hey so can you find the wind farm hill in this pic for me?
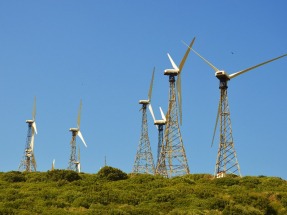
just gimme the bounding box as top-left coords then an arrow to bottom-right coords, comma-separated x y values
1,166 -> 287,214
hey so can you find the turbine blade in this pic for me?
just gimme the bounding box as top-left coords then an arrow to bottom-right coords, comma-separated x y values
159,107 -> 166,122
30,133 -> 35,152
191,48 -> 219,72
229,53 -> 287,79
148,67 -> 155,101
176,75 -> 182,125
211,100 -> 221,147
77,100 -> 83,128
179,37 -> 196,72
148,104 -> 156,122
78,163 -> 81,173
77,130 -> 87,147
32,122 -> 37,135
167,53 -> 179,70
52,159 -> 55,170
78,147 -> 81,161
32,96 -> 36,120
31,153 -> 37,170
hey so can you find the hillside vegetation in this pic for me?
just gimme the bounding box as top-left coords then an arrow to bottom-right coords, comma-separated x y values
1,166 -> 287,215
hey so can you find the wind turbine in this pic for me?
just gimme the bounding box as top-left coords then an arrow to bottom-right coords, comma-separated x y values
132,68 -> 156,175
19,97 -> 38,172
67,100 -> 87,172
162,37 -> 195,177
191,47 -> 287,178
149,105 -> 167,177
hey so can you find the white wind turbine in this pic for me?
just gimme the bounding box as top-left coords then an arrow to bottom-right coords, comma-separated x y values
68,100 -> 87,172
148,105 -> 168,176
19,96 -> 38,172
132,68 -> 156,175
160,38 -> 195,177
191,45 -> 287,177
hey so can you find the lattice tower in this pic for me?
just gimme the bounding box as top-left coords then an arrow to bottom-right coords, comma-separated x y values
155,123 -> 168,177
215,81 -> 241,178
159,75 -> 189,177
68,130 -> 78,171
18,122 -> 37,172
132,104 -> 155,174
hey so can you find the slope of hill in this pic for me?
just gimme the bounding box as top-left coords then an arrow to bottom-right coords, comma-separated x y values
0,166 -> 287,215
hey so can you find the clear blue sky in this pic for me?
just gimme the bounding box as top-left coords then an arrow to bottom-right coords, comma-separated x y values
1,1 -> 287,178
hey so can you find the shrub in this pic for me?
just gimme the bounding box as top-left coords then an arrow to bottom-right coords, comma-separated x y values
214,176 -> 239,187
208,197 -> 228,210
261,177 -> 285,188
3,171 -> 26,183
24,172 -> 47,182
73,197 -> 90,209
47,170 -> 81,182
183,174 -> 213,182
222,204 -> 263,215
0,207 -> 15,215
97,166 -> 128,181
240,176 -> 261,188
128,173 -> 158,183
154,193 -> 176,203
193,187 -> 215,199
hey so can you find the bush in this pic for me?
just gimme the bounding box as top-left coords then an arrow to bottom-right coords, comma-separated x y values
24,172 -> 47,182
208,197 -> 228,210
97,166 -> 128,181
0,207 -> 15,215
240,176 -> 261,188
73,197 -> 90,208
193,187 -> 215,199
3,171 -> 26,183
183,174 -> 213,182
47,170 -> 81,182
222,204 -> 263,215
214,176 -> 239,187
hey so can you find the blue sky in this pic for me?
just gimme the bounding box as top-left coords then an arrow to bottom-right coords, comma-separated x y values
1,1 -> 287,178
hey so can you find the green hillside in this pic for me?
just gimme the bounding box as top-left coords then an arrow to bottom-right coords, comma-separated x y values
1,166 -> 287,215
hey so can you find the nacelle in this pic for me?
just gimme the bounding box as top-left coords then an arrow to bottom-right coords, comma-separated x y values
154,119 -> 166,125
164,69 -> 179,76
139,100 -> 150,105
215,70 -> 230,81
69,128 -> 79,132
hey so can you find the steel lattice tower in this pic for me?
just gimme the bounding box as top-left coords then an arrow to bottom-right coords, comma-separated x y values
132,104 -> 155,174
156,124 -> 164,168
19,97 -> 37,172
157,75 -> 189,177
214,81 -> 241,178
68,131 -> 79,172
149,106 -> 168,176
155,123 -> 168,177
19,122 -> 37,172
133,69 -> 156,174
